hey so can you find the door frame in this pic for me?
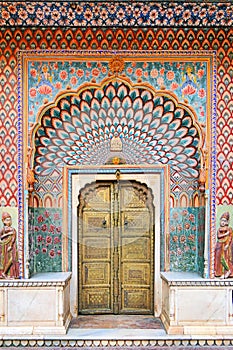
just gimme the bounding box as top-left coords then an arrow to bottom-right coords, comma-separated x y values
63,165 -> 170,317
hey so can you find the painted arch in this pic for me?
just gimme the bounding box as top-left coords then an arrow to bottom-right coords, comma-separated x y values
31,76 -> 204,203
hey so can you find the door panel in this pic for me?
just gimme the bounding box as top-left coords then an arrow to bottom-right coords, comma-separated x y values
78,180 -> 154,315
78,184 -> 113,314
119,182 -> 153,314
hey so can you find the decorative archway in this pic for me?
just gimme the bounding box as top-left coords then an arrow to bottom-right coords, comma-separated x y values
30,75 -> 205,207
21,53 -> 212,280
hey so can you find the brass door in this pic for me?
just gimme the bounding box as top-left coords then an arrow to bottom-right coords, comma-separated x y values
78,180 -> 154,314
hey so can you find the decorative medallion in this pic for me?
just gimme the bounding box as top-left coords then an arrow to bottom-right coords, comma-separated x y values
108,56 -> 125,75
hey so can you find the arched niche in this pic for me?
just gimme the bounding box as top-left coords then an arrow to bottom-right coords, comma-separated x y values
27,74 -> 207,277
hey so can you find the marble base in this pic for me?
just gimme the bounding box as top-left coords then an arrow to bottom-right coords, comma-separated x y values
161,272 -> 233,335
0,273 -> 72,335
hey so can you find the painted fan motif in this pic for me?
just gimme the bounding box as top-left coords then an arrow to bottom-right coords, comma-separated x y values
34,80 -> 200,178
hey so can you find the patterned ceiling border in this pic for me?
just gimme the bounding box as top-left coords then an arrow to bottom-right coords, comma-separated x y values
1,2 -> 233,27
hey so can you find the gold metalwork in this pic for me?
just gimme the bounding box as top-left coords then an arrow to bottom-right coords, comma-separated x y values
78,180 -> 154,315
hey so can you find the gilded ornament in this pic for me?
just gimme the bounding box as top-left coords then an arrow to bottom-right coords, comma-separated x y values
108,57 -> 125,75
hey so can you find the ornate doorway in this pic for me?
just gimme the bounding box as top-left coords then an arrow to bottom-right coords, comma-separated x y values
78,180 -> 154,315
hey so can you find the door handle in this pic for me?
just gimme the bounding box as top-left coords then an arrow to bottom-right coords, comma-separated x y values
102,219 -> 107,228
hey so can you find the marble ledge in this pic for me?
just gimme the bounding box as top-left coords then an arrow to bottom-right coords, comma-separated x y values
161,272 -> 233,287
0,272 -> 72,287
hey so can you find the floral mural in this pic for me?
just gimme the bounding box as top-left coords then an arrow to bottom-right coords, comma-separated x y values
28,208 -> 62,273
170,207 -> 200,272
28,58 -> 207,128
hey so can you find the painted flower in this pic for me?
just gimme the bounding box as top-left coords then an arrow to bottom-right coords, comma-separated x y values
189,214 -> 195,222
171,82 -> 179,90
54,236 -> 61,244
41,224 -> 47,232
131,62 -> 136,68
84,8 -> 93,20
142,5 -> 149,15
135,68 -> 143,77
157,77 -> 164,87
56,226 -> 61,232
166,71 -> 175,81
55,82 -> 62,89
149,9 -> 158,20
57,250 -> 62,256
59,70 -> 68,80
150,69 -> 158,78
133,8 -> 140,18
172,212 -> 178,219
49,224 -> 56,233
180,235 -> 186,243
166,8 -> 174,19
198,88 -> 206,98
172,235 -> 178,242
8,5 -> 17,14
92,68 -> 100,77
19,9 -> 28,20
182,210 -> 188,216
177,224 -> 182,231
49,249 -> 56,258
42,247 -> 47,253
188,234 -> 195,242
37,215 -> 44,223
160,68 -> 165,75
182,84 -> 197,95
70,76 -> 77,85
216,10 -> 225,20
54,213 -> 60,220
51,9 -> 60,21
29,88 -> 37,98
86,62 -> 92,68
46,236 -> 52,244
37,235 -> 43,243
127,67 -> 133,75
183,10 -> 191,20
197,69 -> 205,78
101,67 -> 107,74
116,8 -> 124,19
30,69 -> 37,78
76,69 -> 84,77
38,85 -> 53,95
44,210 -> 50,218
101,8 -> 108,20
35,248 -> 39,255
76,5 -> 83,15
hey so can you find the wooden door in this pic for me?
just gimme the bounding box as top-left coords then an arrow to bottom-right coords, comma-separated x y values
78,180 -> 154,314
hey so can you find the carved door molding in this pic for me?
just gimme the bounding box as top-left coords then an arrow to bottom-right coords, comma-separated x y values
78,180 -> 154,315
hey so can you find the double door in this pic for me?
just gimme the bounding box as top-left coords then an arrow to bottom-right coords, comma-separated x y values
78,180 -> 154,314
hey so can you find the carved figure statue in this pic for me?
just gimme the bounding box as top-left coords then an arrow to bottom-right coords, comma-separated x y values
214,212 -> 233,279
0,212 -> 19,279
